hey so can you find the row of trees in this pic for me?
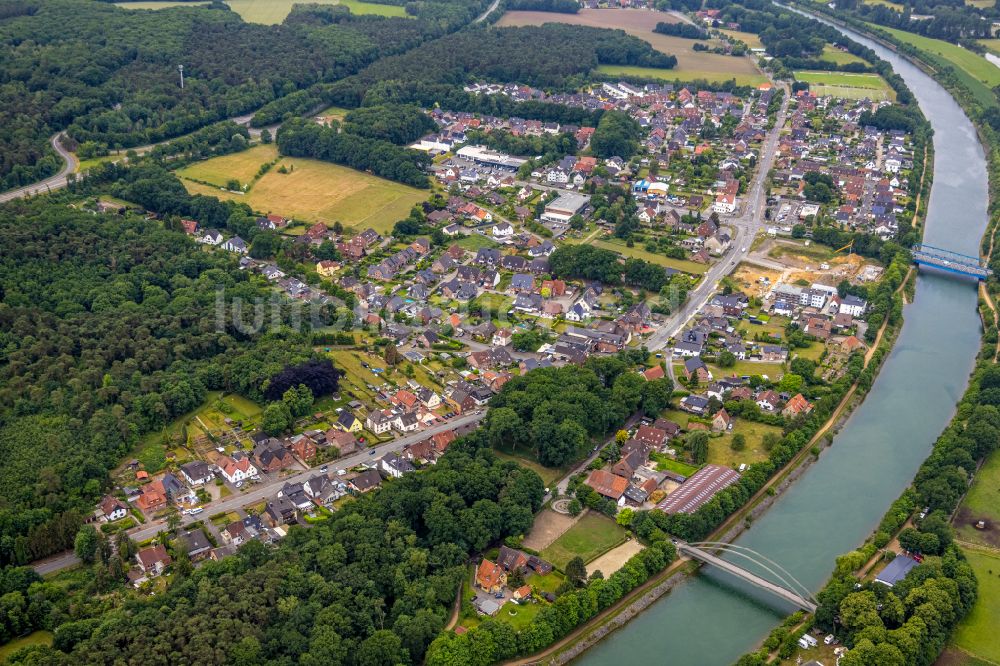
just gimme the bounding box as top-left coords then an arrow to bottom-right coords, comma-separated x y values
653,21 -> 708,39
277,117 -> 432,187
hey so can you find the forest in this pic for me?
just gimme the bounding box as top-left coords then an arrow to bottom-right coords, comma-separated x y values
342,104 -> 438,145
506,0 -> 581,12
276,117 -> 432,188
486,358 -> 673,466
0,200 -> 326,565
653,21 -> 708,39
324,24 -> 677,108
4,442 -> 546,665
0,0 -> 475,192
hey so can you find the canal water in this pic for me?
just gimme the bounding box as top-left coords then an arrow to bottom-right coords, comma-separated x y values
576,13 -> 987,666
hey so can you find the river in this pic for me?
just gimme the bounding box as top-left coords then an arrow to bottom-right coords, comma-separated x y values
576,13 -> 988,666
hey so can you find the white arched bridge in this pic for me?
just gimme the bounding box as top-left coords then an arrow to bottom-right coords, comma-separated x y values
678,541 -> 819,613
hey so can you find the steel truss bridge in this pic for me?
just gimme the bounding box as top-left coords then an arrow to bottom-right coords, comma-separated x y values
912,244 -> 992,280
678,541 -> 819,613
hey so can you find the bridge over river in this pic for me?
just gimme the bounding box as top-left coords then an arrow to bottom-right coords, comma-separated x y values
912,244 -> 992,280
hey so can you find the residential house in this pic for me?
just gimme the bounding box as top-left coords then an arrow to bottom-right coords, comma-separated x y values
99,495 -> 128,522
135,545 -> 171,576
585,469 -> 629,505
253,438 -> 294,473
179,529 -> 212,561
180,460 -> 214,487
476,559 -> 507,593
712,409 -> 732,432
366,409 -> 393,435
335,410 -> 363,433
782,393 -> 813,418
349,468 -> 383,494
218,452 -> 258,484
264,496 -> 298,527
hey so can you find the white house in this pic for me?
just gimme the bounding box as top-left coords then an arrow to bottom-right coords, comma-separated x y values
492,222 -> 514,238
713,193 -> 736,214
199,229 -> 223,245
393,411 -> 420,433
218,453 -> 258,484
366,410 -> 393,435
99,495 -> 128,522
547,169 -> 569,184
221,236 -> 248,254
839,295 -> 868,317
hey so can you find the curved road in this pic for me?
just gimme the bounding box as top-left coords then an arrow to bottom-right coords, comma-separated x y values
0,133 -> 77,203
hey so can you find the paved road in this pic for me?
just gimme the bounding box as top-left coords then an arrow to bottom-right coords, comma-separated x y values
32,412 -> 485,576
643,84 -> 791,351
0,133 -> 77,203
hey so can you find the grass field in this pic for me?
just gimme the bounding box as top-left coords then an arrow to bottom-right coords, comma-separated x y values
179,145 -> 428,234
115,0 -> 407,22
954,449 -> 1000,548
949,548 -> 1000,664
718,29 -> 763,49
977,38 -> 1000,56
497,9 -> 765,84
540,512 -> 628,570
820,45 -> 865,66
966,0 -> 995,8
455,233 -> 500,251
872,25 -> 1000,104
577,236 -> 708,274
794,70 -> 894,100
865,0 -> 903,9
0,632 -> 53,662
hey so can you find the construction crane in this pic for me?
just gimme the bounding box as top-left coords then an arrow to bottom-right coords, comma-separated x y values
834,240 -> 853,255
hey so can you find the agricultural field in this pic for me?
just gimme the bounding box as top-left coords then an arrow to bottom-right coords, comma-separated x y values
586,539 -> 645,577
115,0 -> 407,22
793,70 -> 894,101
953,448 -> 1000,548
872,25 -> 1000,104
596,64 -> 768,87
540,512 -> 628,570
948,548 -> 1000,664
497,9 -> 765,85
178,143 -> 278,189
179,145 -> 429,235
718,29 -> 763,49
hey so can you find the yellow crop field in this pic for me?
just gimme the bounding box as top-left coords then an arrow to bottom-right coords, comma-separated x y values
178,144 -> 428,234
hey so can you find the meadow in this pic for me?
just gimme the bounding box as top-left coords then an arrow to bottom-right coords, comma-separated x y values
568,235 -> 709,274
871,25 -> 1000,105
115,0 -> 407,22
794,70 -> 894,101
596,64 -> 767,87
820,45 -> 865,66
718,29 -> 763,49
178,144 -> 428,234
954,448 -> 1000,548
948,548 -> 1000,664
497,9 -> 765,84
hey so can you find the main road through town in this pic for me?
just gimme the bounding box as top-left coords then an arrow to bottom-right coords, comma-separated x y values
576,10 -> 988,666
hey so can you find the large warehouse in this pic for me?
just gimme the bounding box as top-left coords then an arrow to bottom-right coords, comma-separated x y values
542,192 -> 590,223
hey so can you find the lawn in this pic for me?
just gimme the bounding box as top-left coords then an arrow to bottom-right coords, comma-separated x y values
496,9 -> 765,84
706,359 -> 785,380
540,512 -> 627,570
596,64 -> 768,87
710,419 -> 782,468
116,0 -> 409,22
76,154 -> 122,173
586,236 -> 708,275
820,45 -> 865,66
954,448 -> 1000,548
317,106 -> 351,122
793,71 -> 894,101
493,451 -> 566,488
327,349 -> 386,402
718,29 -> 763,49
872,25 -> 1000,102
179,146 -> 429,235
949,548 -> 1000,664
649,452 -> 700,477
768,239 -> 838,262
454,233 -> 499,251
0,632 -> 53,661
